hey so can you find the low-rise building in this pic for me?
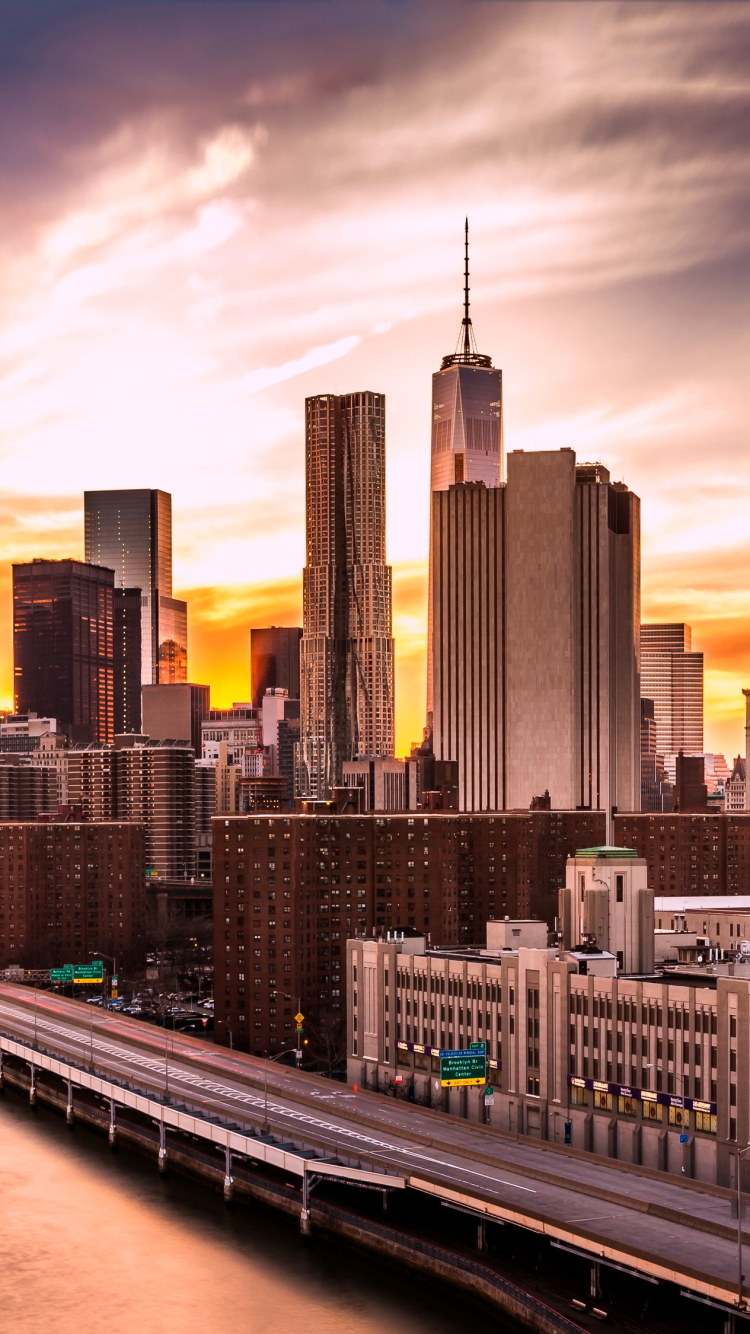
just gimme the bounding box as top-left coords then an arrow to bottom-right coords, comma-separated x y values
347,846 -> 743,1188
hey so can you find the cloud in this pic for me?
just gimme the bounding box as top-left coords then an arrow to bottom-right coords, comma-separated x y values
0,2 -> 748,753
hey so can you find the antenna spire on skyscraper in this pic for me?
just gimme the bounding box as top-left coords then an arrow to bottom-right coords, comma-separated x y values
441,217 -> 493,370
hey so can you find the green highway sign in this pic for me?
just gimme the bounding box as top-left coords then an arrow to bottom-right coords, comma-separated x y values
439,1047 -> 487,1088
49,962 -> 104,984
469,1041 -> 486,1050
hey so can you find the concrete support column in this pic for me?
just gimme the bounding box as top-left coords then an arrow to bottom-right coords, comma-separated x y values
477,1220 -> 486,1251
29,1064 -> 37,1107
300,1171 -> 311,1236
590,1261 -> 601,1300
66,1080 -> 75,1126
158,1122 -> 167,1174
108,1101 -> 117,1150
0,1049 -> 4,1091
657,1129 -> 668,1173
223,1147 -> 234,1204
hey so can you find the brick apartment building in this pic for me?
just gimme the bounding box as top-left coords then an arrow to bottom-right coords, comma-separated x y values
214,808 -> 605,1056
614,812 -> 750,895
0,819 -> 146,969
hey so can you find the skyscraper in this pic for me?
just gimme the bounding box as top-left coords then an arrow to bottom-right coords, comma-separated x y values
250,626 -> 302,708
299,392 -> 394,796
84,489 -> 188,696
430,454 -> 641,815
13,559 -> 115,744
640,624 -> 703,755
427,223 -> 503,719
114,587 -> 142,734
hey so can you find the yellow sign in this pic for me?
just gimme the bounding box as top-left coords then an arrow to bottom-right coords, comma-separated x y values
295,1012 -> 304,1024
440,1077 -> 486,1088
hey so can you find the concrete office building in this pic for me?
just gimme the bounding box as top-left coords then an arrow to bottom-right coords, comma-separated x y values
0,713 -> 59,754
142,682 -> 210,756
299,392 -> 394,796
347,849 -> 745,1188
251,628 -> 302,709
431,454 -> 641,815
201,705 -> 261,764
0,818 -> 145,969
641,624 -> 703,757
213,807 -> 603,1054
84,489 -> 188,692
13,559 -> 116,745
261,688 -> 300,804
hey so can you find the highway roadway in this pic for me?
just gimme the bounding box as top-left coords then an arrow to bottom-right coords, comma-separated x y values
0,984 -> 745,1312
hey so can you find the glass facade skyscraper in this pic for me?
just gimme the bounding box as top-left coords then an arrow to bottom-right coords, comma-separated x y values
13,559 -> 115,744
84,490 -> 187,697
428,224 -> 503,720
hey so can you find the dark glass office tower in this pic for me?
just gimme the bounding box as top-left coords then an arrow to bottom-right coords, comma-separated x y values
114,588 -> 142,734
250,626 -> 302,708
84,489 -> 187,688
13,559 -> 115,744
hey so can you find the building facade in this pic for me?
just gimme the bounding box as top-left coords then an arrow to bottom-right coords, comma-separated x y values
0,818 -> 145,969
251,627 -> 302,709
213,807 -> 604,1055
142,682 -> 210,756
84,489 -> 187,691
13,559 -> 116,745
114,588 -> 142,734
201,705 -> 261,763
299,392 -> 394,796
62,739 -> 197,879
0,758 -> 57,821
641,624 -> 703,756
347,854 -> 743,1188
431,455 -> 641,815
614,810 -> 750,895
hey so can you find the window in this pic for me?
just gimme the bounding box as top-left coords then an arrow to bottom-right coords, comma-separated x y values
616,875 -> 623,903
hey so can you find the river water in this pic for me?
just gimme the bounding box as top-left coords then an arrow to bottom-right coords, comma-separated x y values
0,1091 -> 513,1334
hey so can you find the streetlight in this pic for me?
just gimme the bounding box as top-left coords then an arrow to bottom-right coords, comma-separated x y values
736,1145 -> 750,1310
263,1048 -> 298,1135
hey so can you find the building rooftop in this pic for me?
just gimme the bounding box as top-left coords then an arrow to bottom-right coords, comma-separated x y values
574,845 -> 639,858
655,897 -> 750,911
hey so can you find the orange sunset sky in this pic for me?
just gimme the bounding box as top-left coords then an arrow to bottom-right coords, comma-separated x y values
1,1 -> 749,761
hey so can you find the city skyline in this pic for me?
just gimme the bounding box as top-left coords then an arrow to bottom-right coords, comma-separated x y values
0,3 -> 749,759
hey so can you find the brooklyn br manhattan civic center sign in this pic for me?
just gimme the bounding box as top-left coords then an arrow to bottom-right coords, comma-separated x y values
439,1044 -> 487,1087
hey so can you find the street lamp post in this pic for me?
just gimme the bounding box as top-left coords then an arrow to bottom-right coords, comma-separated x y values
263,1048 -> 299,1135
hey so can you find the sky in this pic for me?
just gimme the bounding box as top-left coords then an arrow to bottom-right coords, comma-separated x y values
0,0 -> 749,759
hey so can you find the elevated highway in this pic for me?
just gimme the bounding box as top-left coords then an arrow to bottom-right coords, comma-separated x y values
0,984 -> 748,1326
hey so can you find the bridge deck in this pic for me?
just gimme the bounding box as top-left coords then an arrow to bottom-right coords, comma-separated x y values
0,985 -> 745,1313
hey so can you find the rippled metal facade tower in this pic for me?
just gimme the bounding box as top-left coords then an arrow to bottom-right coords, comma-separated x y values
299,392 -> 394,796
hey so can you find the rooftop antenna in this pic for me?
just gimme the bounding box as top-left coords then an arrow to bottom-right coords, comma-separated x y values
462,217 -> 471,357
441,217 -> 493,370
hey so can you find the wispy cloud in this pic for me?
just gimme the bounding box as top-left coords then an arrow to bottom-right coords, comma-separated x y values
0,1 -> 749,752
